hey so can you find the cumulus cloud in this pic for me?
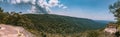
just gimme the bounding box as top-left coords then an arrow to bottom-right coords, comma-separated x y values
9,0 -> 30,4
0,0 -> 67,14
48,0 -> 59,7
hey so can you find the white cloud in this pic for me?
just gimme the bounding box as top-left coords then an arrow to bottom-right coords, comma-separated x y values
16,0 -> 21,3
29,6 -> 36,13
48,0 -> 59,7
58,4 -> 64,8
38,0 -> 48,7
10,0 -> 17,4
22,0 -> 30,3
58,4 -> 67,9
62,6 -> 67,9
31,0 -> 36,5
9,0 -> 30,4
1,0 -> 67,14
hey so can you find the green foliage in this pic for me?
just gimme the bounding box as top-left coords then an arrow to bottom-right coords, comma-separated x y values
0,8 -> 34,29
0,7 -> 3,12
24,14 -> 104,34
86,31 -> 99,37
0,7 -> 105,37
109,0 -> 120,25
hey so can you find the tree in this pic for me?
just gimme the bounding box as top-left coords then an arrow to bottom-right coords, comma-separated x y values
0,7 -> 8,23
4,12 -> 34,29
0,7 -> 3,12
109,0 -> 120,25
0,7 -> 34,29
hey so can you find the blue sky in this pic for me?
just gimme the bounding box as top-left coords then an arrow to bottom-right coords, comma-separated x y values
52,0 -> 117,21
0,0 -> 117,21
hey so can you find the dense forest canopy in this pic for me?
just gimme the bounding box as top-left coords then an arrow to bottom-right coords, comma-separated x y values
0,7 -> 33,29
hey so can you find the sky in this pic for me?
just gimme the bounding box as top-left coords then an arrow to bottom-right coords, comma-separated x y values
0,0 -> 117,21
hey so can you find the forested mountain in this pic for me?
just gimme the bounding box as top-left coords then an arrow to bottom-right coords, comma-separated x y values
0,8 -> 107,37
24,14 -> 105,34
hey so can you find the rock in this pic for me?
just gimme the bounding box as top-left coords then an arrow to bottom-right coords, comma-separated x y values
103,23 -> 118,37
0,24 -> 34,37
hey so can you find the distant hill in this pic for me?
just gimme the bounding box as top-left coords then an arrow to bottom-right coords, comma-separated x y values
24,14 -> 106,34
93,20 -> 112,28
94,20 -> 113,24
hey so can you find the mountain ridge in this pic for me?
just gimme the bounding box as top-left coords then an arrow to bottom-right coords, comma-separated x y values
23,14 -> 106,34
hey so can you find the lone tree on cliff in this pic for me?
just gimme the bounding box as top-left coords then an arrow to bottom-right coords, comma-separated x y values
109,0 -> 120,25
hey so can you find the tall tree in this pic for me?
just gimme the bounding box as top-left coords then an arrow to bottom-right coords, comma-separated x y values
109,0 -> 120,25
0,7 -> 3,12
0,7 -> 8,23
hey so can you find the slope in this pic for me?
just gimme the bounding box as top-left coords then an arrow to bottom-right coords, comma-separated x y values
24,14 -> 105,34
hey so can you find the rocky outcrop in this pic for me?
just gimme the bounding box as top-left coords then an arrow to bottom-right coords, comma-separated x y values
103,23 -> 118,37
0,24 -> 34,37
